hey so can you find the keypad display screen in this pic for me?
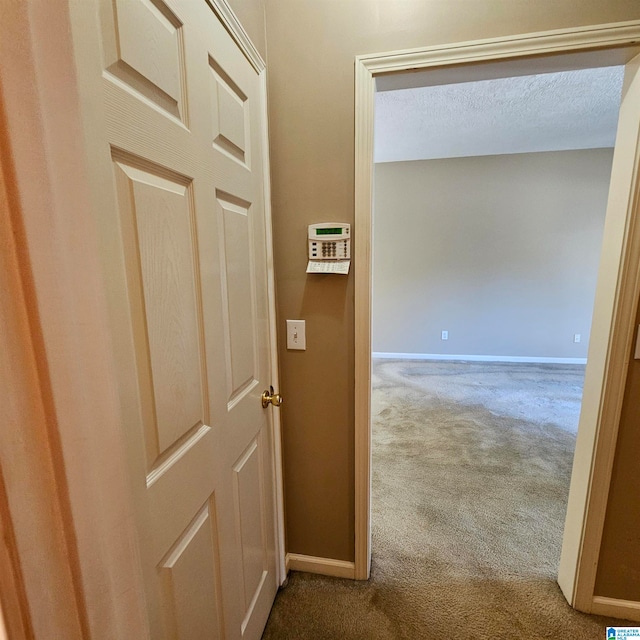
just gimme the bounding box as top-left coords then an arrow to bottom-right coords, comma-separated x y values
316,228 -> 343,235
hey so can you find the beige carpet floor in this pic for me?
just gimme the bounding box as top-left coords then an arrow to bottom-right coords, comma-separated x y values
262,360 -> 627,639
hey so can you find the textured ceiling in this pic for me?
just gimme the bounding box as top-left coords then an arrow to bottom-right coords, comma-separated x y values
374,66 -> 625,163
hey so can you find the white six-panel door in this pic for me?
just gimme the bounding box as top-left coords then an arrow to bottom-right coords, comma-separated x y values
69,0 -> 278,637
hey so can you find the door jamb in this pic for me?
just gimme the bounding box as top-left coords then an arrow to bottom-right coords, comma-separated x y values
354,20 -> 640,619
0,99 -> 64,640
0,1 -> 137,636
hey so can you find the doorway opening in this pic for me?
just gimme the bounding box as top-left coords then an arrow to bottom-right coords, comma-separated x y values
354,25 -> 640,621
370,65 -> 621,625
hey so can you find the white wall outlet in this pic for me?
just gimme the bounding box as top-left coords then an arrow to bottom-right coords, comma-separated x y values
287,319 -> 306,350
441,330 -> 449,341
574,334 -> 581,343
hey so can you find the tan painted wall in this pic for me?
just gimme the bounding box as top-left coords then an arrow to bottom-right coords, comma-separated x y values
226,0 -> 266,61
263,0 -> 640,567
373,150 -> 613,359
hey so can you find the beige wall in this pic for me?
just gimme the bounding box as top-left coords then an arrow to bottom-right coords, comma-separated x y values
373,150 -> 613,359
227,0 -> 266,61
263,0 -> 640,570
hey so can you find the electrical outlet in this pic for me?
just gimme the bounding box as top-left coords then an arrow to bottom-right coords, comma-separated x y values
574,334 -> 581,343
287,320 -> 306,350
441,330 -> 449,341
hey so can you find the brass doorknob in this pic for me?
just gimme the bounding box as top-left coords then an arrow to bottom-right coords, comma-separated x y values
262,386 -> 283,408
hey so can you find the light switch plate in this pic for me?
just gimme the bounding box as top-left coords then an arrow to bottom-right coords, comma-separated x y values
287,319 -> 306,350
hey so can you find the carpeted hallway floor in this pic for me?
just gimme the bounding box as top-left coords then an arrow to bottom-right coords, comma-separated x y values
262,360 -> 625,639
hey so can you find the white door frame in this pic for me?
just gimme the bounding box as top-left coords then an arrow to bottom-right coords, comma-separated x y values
0,0 -> 286,635
354,20 -> 640,620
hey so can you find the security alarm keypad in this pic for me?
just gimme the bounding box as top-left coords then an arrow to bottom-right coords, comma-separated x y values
306,223 -> 351,275
309,225 -> 350,260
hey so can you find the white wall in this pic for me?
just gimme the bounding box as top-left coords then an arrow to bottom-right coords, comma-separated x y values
372,149 -> 613,360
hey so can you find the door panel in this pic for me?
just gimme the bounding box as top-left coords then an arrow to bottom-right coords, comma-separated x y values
209,57 -> 249,165
232,433 -> 273,639
159,500 -> 224,639
217,193 -> 259,407
69,0 -> 279,637
234,437 -> 267,611
103,0 -> 187,122
113,158 -> 206,466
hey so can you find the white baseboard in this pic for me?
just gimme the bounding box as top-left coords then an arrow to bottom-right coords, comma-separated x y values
286,553 -> 356,579
591,596 -> 640,621
372,352 -> 587,365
